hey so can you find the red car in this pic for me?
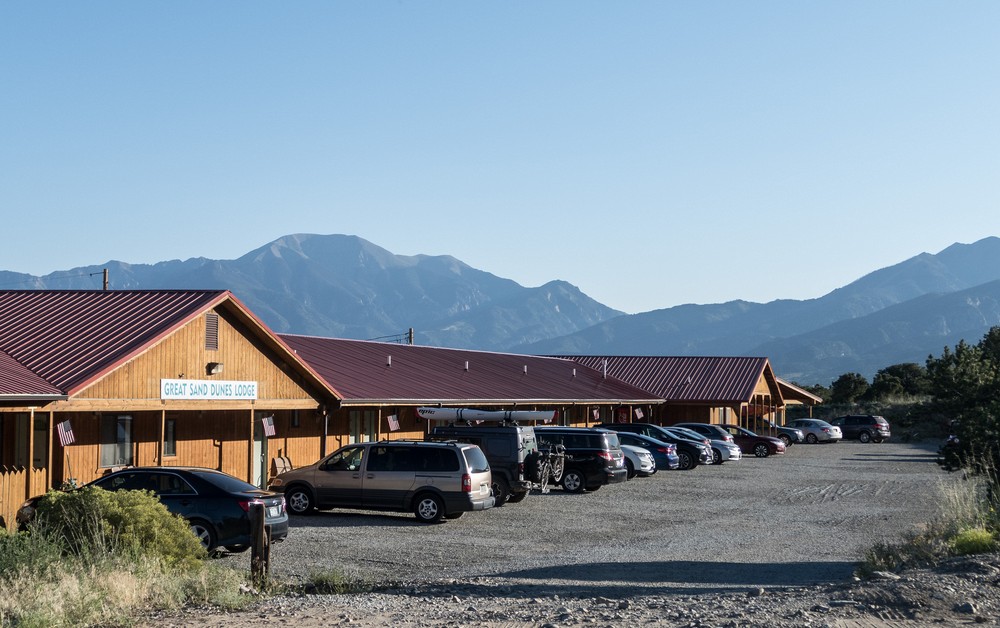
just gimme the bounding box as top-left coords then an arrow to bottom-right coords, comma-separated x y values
720,424 -> 786,457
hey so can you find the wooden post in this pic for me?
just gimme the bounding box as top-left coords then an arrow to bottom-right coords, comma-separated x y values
249,502 -> 270,590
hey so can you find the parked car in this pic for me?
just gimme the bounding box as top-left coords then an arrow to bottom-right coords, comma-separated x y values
596,423 -> 712,470
789,418 -> 842,443
719,424 -> 786,457
17,466 -> 288,553
620,444 -> 656,478
673,422 -> 735,444
666,425 -> 742,465
752,418 -> 804,446
533,426 -> 628,492
612,432 -> 680,471
830,415 -> 891,443
269,440 -> 494,523
428,423 -> 538,506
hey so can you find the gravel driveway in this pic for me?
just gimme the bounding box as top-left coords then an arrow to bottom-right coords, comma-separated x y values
231,439 -> 955,593
152,440 -> 1000,627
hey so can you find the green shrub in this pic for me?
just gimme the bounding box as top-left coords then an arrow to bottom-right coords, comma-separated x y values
32,486 -> 205,568
949,527 -> 998,555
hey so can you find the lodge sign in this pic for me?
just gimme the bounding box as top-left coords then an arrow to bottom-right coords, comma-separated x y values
160,378 -> 258,401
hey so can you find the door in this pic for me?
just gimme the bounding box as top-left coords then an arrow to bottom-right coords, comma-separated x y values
313,445 -> 366,508
362,445 -> 417,509
253,413 -> 268,488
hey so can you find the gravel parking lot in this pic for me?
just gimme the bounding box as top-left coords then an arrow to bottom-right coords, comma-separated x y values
154,440 -> 1000,627
237,439 -> 955,593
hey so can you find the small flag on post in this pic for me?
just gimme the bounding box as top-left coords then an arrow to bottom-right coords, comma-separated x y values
634,407 -> 644,420
57,419 -> 75,447
262,415 -> 276,437
387,414 -> 400,432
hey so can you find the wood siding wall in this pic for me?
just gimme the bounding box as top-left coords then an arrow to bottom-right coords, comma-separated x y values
76,308 -> 323,407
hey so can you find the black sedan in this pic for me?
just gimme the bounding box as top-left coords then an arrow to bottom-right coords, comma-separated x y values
18,467 -> 288,552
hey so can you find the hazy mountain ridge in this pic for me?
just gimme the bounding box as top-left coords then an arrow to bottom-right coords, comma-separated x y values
520,237 -> 1000,383
7,233 -> 1000,386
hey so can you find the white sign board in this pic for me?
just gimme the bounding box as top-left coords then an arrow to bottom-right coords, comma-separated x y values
160,379 -> 258,401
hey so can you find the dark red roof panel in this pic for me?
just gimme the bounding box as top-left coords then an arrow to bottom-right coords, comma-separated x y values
0,349 -> 65,397
565,356 -> 770,403
280,335 -> 662,405
0,290 -> 229,394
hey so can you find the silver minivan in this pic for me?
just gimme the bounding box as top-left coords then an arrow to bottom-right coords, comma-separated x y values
269,440 -> 494,523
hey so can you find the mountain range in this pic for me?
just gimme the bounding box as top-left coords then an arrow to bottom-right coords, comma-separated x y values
3,233 -> 1000,386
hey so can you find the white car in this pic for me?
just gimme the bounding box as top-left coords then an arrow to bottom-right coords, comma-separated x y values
789,418 -> 843,443
668,425 -> 741,465
621,444 -> 656,479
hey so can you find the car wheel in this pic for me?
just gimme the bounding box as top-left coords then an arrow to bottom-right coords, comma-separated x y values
561,469 -> 586,493
754,443 -> 770,458
712,448 -> 723,465
507,491 -> 528,503
873,436 -> 884,443
189,519 -> 216,551
286,486 -> 315,515
625,459 -> 636,479
492,477 -> 511,506
413,493 -> 445,523
225,544 -> 251,553
859,431 -> 872,443
779,434 -> 792,447
677,451 -> 694,470
806,433 -> 818,444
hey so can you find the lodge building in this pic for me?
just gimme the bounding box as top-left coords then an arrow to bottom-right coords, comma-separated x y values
0,289 -> 819,528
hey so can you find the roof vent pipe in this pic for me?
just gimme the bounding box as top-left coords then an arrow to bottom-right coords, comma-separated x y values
464,360 -> 469,371
523,365 -> 528,375
603,359 -> 607,379
572,368 -> 576,378
387,355 -> 392,367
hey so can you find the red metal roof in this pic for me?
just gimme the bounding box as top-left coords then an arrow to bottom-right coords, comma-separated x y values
565,356 -> 772,404
280,335 -> 662,405
0,348 -> 65,398
0,290 -> 234,395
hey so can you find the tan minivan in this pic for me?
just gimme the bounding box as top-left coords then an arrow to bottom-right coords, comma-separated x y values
269,440 -> 494,523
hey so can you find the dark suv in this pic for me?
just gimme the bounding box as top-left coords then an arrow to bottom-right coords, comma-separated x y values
533,427 -> 627,493
597,422 -> 712,470
429,424 -> 539,506
830,415 -> 891,443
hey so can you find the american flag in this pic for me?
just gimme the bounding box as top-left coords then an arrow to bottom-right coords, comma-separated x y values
387,414 -> 400,431
57,419 -> 75,447
262,415 -> 276,437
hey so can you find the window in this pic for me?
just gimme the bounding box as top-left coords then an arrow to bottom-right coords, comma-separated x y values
164,418 -> 177,457
100,415 -> 133,468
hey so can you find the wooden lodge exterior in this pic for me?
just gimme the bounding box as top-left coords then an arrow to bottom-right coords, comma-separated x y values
0,290 -> 339,528
0,290 -> 815,529
279,335 -> 663,456
564,356 -> 794,433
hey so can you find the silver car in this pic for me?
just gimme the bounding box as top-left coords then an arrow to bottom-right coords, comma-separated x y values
269,440 -> 495,523
789,419 -> 843,444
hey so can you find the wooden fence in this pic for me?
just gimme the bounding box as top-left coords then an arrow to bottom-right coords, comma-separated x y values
0,467 -> 48,530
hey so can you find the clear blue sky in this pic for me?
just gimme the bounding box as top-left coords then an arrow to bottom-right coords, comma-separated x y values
2,2 -> 997,314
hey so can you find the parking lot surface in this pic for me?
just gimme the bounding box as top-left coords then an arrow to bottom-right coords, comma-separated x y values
250,439 -> 954,594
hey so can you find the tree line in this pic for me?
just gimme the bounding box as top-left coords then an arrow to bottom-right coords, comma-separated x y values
798,326 -> 1000,476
